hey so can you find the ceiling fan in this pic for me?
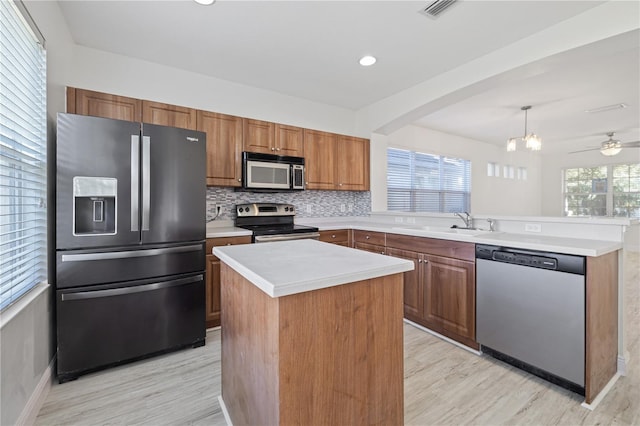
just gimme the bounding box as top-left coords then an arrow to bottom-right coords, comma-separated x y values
570,132 -> 640,156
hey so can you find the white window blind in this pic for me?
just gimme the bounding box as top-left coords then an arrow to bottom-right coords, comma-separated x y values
387,147 -> 471,213
1,0 -> 47,310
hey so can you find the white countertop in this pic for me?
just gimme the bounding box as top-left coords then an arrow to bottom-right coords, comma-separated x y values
213,239 -> 414,298
297,217 -> 622,257
206,223 -> 252,238
206,217 -> 623,257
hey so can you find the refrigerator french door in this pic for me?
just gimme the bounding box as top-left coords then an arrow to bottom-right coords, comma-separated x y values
55,113 -> 206,383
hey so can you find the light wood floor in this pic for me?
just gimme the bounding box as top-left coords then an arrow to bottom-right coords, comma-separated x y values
36,252 -> 639,425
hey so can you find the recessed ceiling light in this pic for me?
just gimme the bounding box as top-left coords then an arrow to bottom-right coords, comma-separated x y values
194,0 -> 215,5
359,55 -> 377,67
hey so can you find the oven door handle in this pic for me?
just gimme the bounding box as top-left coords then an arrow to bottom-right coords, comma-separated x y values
254,232 -> 320,243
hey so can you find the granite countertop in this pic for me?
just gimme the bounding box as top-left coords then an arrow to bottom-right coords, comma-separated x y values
213,239 -> 414,298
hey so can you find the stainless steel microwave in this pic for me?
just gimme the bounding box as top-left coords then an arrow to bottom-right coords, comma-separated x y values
242,152 -> 305,191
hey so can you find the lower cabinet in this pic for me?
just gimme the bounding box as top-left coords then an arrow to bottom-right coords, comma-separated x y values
318,229 -> 350,246
385,248 -> 422,320
205,236 -> 251,328
422,254 -> 476,348
384,235 -> 478,349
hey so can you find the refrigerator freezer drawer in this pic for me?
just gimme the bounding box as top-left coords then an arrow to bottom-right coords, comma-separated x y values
56,242 -> 205,288
56,273 -> 205,382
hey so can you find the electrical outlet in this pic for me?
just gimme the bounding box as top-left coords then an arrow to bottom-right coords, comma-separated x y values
525,223 -> 542,233
306,204 -> 312,213
394,217 -> 403,223
348,204 -> 353,212
407,217 -> 416,224
340,204 -> 346,212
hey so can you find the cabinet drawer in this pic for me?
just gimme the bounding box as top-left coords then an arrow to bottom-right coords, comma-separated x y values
319,229 -> 349,244
352,230 -> 385,246
206,236 -> 252,256
354,242 -> 386,255
386,233 -> 474,262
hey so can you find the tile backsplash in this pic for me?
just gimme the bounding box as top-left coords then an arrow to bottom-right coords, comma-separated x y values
206,187 -> 371,221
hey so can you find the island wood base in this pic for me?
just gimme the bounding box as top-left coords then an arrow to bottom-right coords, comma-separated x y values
220,263 -> 404,425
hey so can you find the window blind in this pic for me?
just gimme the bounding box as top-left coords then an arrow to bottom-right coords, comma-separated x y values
387,147 -> 471,213
0,0 -> 47,310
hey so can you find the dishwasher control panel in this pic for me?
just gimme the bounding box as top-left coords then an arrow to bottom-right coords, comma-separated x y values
475,244 -> 585,275
493,251 -> 557,270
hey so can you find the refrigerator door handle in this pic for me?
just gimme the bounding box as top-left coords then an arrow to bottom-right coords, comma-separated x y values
131,135 -> 140,231
142,135 -> 151,231
60,274 -> 203,301
60,244 -> 203,262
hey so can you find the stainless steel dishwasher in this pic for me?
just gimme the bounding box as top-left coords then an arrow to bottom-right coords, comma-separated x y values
476,244 -> 586,395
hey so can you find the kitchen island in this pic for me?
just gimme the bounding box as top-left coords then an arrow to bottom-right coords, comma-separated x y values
213,239 -> 414,425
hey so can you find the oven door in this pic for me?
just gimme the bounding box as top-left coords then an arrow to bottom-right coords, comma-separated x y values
254,232 -> 320,243
245,160 -> 291,189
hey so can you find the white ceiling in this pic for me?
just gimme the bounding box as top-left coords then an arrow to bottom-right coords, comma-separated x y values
57,0 -> 640,154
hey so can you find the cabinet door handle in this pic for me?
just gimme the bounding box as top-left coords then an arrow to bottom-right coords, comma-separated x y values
276,147 -> 280,151
418,259 -> 422,263
365,235 -> 370,239
238,178 -> 241,182
331,234 -> 336,238
271,147 -> 275,151
380,251 -> 385,255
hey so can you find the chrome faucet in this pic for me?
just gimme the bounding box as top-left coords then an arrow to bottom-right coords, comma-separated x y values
454,212 -> 472,228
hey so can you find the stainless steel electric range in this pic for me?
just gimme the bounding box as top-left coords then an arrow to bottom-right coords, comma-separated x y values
235,203 -> 320,243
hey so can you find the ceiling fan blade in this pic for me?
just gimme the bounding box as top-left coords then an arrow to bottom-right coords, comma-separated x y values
621,141 -> 640,148
569,147 -> 601,154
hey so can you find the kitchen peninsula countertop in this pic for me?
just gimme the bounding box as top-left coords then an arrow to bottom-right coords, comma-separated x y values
213,239 -> 414,297
298,217 -> 623,257
206,217 -> 623,257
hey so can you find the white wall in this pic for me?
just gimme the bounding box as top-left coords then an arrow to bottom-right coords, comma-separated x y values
26,0 -> 357,138
370,124 -> 542,216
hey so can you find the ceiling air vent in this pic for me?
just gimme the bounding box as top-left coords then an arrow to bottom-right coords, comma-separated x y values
420,0 -> 457,18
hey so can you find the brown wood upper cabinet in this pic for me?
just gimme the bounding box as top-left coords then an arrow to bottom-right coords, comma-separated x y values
304,130 -> 370,191
198,111 -> 243,187
142,101 -> 197,130
67,87 -> 142,122
243,119 -> 304,156
304,129 -> 337,190
336,135 -> 370,190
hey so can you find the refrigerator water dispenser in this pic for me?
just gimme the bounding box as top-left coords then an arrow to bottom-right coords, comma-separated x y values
73,176 -> 117,235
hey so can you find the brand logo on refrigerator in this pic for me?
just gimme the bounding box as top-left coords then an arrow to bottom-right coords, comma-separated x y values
186,137 -> 199,142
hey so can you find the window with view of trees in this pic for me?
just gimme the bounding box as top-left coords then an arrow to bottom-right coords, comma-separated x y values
387,147 -> 471,213
563,163 -> 640,218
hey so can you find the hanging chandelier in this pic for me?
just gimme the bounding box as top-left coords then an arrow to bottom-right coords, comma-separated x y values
506,106 -> 542,152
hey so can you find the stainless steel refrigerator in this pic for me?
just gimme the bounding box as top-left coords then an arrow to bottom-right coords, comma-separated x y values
55,113 -> 206,383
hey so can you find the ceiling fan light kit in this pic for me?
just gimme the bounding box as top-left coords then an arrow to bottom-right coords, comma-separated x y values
568,132 -> 640,156
506,106 -> 542,152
